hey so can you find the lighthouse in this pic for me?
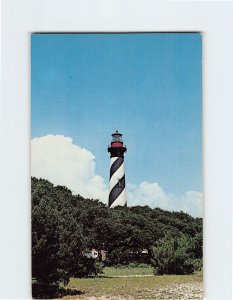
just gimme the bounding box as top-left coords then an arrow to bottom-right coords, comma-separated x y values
108,130 -> 127,208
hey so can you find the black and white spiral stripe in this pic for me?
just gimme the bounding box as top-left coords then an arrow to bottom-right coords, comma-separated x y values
109,157 -> 126,207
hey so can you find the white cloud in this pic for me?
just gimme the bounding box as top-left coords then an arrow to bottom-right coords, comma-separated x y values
31,135 -> 108,202
179,191 -> 203,218
127,182 -> 169,209
31,135 -> 203,217
127,182 -> 203,217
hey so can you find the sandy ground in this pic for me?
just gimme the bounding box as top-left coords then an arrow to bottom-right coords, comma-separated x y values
69,282 -> 203,300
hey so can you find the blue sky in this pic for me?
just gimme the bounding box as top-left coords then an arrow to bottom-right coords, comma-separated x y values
32,33 -> 202,197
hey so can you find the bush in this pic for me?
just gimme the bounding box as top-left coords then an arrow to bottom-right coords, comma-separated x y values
151,234 -> 196,275
32,177 -> 102,296
192,258 -> 203,272
73,258 -> 104,278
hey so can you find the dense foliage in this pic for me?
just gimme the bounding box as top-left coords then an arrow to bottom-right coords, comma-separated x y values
32,177 -> 202,296
151,234 -> 202,275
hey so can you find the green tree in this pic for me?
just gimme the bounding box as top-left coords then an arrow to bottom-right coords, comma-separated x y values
32,178 -> 100,298
151,234 -> 195,275
32,175 -> 203,294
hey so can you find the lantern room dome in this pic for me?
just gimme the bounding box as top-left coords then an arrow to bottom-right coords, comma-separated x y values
111,130 -> 122,142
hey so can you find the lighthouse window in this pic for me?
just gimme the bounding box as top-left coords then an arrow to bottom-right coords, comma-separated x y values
112,135 -> 122,142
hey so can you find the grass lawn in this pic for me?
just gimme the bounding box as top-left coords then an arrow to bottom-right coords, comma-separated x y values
62,268 -> 203,300
102,266 -> 154,276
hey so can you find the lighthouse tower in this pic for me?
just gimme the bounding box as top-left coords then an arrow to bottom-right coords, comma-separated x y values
108,130 -> 127,208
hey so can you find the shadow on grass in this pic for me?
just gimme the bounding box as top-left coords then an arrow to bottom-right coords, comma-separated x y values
32,283 -> 84,299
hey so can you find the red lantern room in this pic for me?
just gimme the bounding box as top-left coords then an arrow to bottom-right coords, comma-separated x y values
108,130 -> 127,158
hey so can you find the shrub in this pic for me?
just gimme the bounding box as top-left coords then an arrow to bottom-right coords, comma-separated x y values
151,234 -> 196,275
